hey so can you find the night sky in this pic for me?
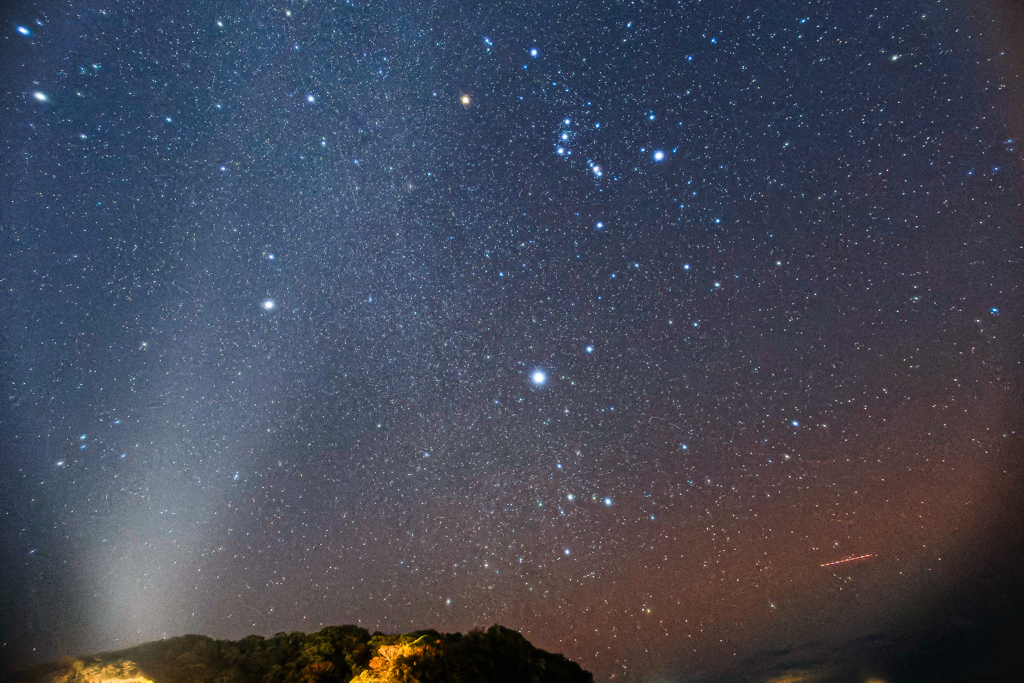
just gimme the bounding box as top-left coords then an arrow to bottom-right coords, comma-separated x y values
2,0 -> 1023,681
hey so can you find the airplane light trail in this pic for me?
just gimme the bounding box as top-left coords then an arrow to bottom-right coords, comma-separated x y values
821,553 -> 875,568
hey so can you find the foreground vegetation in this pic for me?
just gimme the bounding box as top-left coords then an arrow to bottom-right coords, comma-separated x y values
13,624 -> 593,683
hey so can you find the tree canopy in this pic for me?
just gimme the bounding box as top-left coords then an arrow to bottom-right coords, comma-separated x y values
13,625 -> 593,683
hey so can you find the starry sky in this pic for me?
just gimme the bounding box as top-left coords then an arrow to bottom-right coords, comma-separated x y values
2,0 -> 1023,681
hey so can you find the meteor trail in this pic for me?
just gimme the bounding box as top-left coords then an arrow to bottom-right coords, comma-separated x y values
821,553 -> 875,568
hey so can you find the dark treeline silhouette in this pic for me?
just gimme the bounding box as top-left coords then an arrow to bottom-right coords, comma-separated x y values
11,624 -> 593,683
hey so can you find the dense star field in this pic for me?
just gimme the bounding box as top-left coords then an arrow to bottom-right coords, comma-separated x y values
2,0 -> 1022,680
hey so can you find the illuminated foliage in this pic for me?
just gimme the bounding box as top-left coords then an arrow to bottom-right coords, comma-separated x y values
43,658 -> 154,683
12,625 -> 591,683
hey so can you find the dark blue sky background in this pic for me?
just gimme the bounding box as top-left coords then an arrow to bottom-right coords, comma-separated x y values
2,0 -> 1022,680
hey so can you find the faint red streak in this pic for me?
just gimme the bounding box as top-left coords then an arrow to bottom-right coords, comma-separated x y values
821,553 -> 875,568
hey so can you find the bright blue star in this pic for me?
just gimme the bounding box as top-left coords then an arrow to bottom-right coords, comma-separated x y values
530,48 -> 539,57
16,25 -> 31,36
263,299 -> 276,310
653,150 -> 665,162
531,370 -> 547,385
604,497 -> 613,506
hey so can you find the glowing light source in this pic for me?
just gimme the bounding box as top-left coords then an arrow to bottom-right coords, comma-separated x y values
531,370 -> 547,385
460,94 -> 471,106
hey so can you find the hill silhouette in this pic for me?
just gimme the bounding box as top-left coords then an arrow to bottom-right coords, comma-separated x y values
11,624 -> 593,683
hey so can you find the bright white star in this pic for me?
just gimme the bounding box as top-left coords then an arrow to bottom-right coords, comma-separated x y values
531,370 -> 546,385
263,299 -> 276,310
